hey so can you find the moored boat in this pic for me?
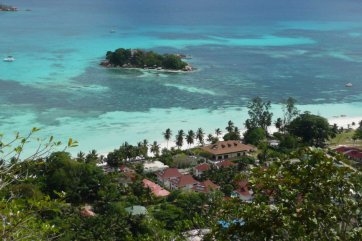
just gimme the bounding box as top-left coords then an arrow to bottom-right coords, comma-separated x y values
3,56 -> 15,62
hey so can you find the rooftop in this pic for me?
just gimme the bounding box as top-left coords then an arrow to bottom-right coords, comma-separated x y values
193,180 -> 220,193
171,174 -> 198,188
217,160 -> 237,168
156,168 -> 182,179
201,141 -> 256,155
194,163 -> 210,172
143,179 -> 170,197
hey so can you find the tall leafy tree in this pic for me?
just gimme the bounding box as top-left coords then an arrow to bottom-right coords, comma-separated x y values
353,120 -> 362,141
275,117 -> 283,132
150,141 -> 160,157
245,97 -> 273,132
175,130 -> 185,149
196,128 -> 205,146
288,112 -> 331,147
281,97 -> 300,131
186,130 -> 195,147
163,128 -> 172,148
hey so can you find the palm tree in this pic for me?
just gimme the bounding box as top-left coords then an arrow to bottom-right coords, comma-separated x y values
207,134 -> 214,143
226,120 -> 234,133
86,149 -> 98,163
175,130 -> 185,149
150,141 -> 160,157
215,128 -> 222,138
77,151 -> 85,163
186,130 -> 195,147
196,128 -> 205,146
163,128 -> 172,148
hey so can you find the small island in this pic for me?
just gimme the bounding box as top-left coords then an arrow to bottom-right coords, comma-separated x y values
101,48 -> 193,71
0,4 -> 17,11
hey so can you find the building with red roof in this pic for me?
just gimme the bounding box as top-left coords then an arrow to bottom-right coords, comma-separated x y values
143,179 -> 170,197
156,168 -> 182,189
216,160 -> 237,169
202,141 -> 256,161
194,163 -> 210,177
170,174 -> 199,190
231,180 -> 253,202
193,180 -> 220,193
334,146 -> 362,162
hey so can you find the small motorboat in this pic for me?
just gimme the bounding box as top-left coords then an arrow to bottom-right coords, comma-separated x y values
110,29 -> 116,33
3,56 -> 15,62
345,83 -> 353,87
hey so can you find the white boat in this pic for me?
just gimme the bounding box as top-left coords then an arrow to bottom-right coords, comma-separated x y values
345,83 -> 353,87
3,56 -> 15,62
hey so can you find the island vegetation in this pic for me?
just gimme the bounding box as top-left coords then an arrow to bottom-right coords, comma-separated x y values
0,4 -> 17,11
1,97 -> 362,240
101,48 -> 193,71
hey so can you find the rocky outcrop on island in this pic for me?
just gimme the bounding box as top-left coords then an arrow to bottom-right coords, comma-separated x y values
101,48 -> 193,71
0,4 -> 17,11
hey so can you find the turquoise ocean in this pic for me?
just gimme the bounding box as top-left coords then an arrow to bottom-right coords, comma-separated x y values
1,0 -> 362,154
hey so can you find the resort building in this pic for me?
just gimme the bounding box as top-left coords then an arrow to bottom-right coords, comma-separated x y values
156,168 -> 182,189
170,174 -> 198,190
144,160 -> 169,173
193,163 -> 211,177
192,180 -> 220,193
231,180 -> 253,202
216,160 -> 237,169
143,179 -> 170,197
201,141 -> 256,161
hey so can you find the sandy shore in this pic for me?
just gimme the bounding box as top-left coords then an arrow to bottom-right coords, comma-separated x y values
328,116 -> 362,129
96,115 -> 362,158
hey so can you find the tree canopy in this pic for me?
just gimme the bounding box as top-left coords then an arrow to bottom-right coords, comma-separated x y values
212,149 -> 362,240
288,112 -> 332,147
245,97 -> 273,132
105,48 -> 188,70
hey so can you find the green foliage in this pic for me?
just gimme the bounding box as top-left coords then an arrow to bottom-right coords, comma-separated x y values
106,48 -> 188,70
0,196 -> 64,241
44,152 -> 105,203
288,112 -> 332,147
353,125 -> 362,140
243,127 -> 266,146
223,131 -> 241,141
245,97 -> 273,132
212,149 -> 362,240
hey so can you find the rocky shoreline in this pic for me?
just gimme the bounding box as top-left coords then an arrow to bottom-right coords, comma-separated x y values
100,60 -> 194,72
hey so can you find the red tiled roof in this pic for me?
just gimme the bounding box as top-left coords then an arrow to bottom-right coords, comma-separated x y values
217,160 -> 237,168
202,141 -> 256,155
334,146 -> 360,153
143,179 -> 170,197
193,179 -> 220,193
156,168 -> 182,179
171,174 -> 198,188
234,189 -> 252,198
195,163 -> 210,172
345,150 -> 362,159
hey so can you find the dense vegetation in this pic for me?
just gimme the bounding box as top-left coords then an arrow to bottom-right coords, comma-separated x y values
1,97 -> 362,240
104,48 -> 189,70
0,4 -> 17,11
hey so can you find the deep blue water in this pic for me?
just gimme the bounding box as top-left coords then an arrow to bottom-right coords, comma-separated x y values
1,0 -> 362,153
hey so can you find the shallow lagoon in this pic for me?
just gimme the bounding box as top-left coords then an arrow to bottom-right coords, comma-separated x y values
1,0 -> 362,154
